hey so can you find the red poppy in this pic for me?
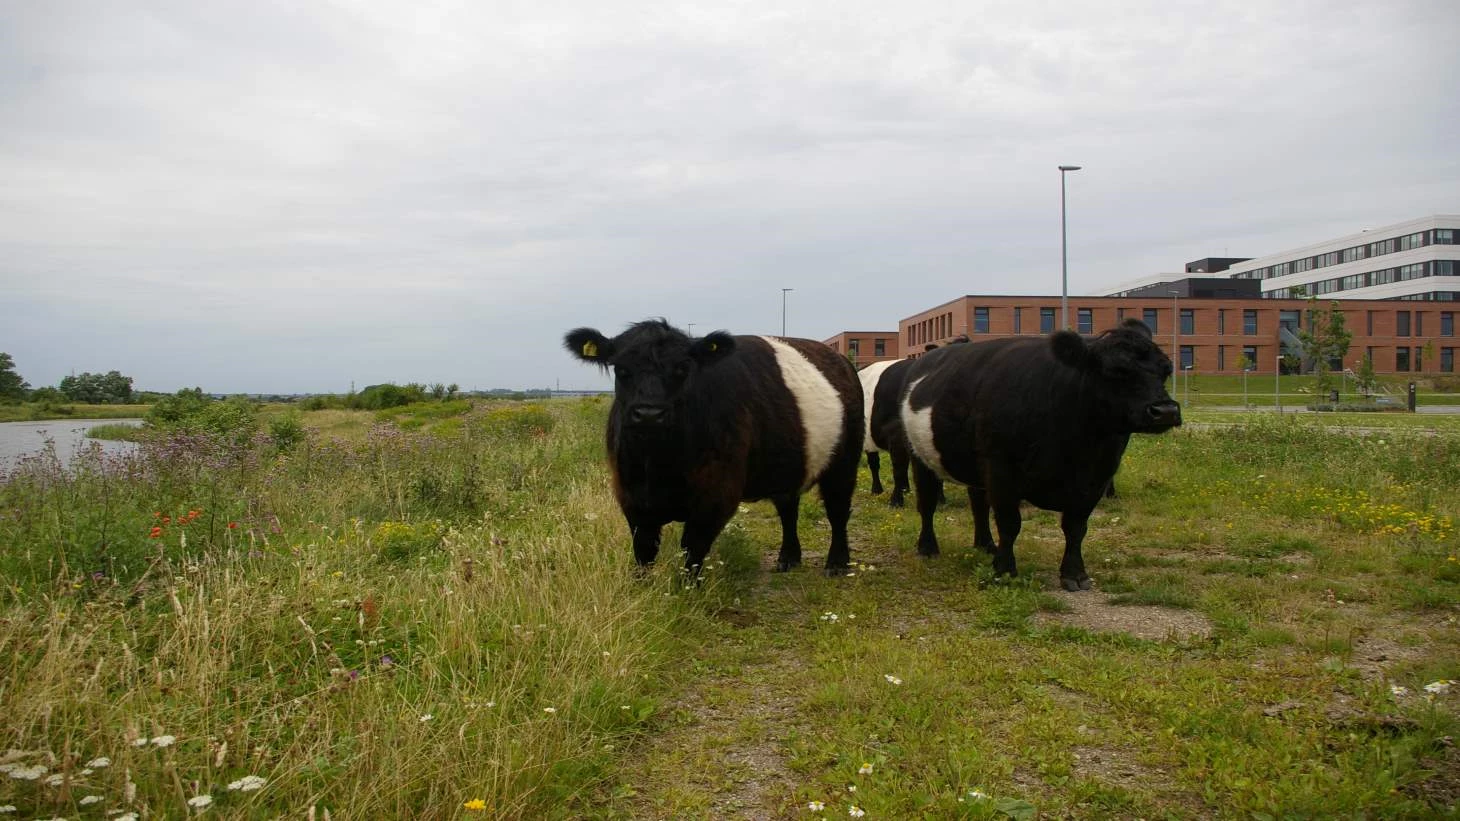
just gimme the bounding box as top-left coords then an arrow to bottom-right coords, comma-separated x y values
148,526 -> 163,538
161,516 -> 171,524
227,522 -> 238,530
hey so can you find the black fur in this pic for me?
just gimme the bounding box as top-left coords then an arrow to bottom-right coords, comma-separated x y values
565,319 -> 863,575
903,320 -> 1180,591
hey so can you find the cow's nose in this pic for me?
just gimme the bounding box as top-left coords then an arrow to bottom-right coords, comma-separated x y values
1147,401 -> 1182,427
629,405 -> 668,425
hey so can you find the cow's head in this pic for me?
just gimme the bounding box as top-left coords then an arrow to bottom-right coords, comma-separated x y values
1050,318 -> 1182,433
564,319 -> 736,430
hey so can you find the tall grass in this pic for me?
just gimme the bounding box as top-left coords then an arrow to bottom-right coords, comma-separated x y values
0,399 -> 718,819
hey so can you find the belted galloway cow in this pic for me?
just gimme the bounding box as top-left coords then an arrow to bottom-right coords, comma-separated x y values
899,319 -> 1180,591
565,320 -> 863,575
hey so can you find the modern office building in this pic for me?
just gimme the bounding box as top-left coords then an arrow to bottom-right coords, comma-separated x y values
821,331 -> 900,368
896,290 -> 1458,375
1103,215 -> 1459,302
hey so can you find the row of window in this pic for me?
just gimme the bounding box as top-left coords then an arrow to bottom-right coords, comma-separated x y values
1265,260 -> 1456,298
1233,229 -> 1455,281
843,338 -> 889,359
907,312 -> 955,347
953,306 -> 1458,340
1172,345 -> 1456,373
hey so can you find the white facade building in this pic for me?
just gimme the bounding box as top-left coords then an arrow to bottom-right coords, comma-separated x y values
1223,215 -> 1459,301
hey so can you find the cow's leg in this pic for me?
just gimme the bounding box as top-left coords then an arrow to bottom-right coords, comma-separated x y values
1103,480 -> 1118,499
969,486 -> 995,553
818,462 -> 856,575
989,498 -> 1022,578
771,494 -> 804,572
1058,509 -> 1095,591
627,515 -> 664,569
888,440 -> 911,508
912,459 -> 942,557
866,451 -> 884,495
680,510 -> 734,578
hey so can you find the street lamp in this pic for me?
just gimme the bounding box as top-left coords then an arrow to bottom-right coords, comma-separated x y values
1059,165 -> 1082,329
781,288 -> 793,337
686,323 -> 695,336
1168,289 -> 1180,375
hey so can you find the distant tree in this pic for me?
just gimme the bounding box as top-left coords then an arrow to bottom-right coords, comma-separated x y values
1354,352 -> 1378,396
447,383 -> 460,399
58,370 -> 134,404
430,383 -> 448,401
1297,298 -> 1353,398
0,353 -> 29,402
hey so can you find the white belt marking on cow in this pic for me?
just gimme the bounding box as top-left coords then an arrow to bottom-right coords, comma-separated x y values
762,336 -> 844,490
900,376 -> 953,481
857,359 -> 897,453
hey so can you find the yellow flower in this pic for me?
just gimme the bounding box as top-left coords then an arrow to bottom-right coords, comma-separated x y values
464,798 -> 487,811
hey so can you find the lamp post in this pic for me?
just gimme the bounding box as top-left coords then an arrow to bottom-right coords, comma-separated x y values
686,323 -> 695,336
1058,165 -> 1082,330
1168,289 -> 1180,374
781,288 -> 793,337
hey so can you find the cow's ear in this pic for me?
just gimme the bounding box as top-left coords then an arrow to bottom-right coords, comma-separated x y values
1122,318 -> 1154,340
565,328 -> 614,368
1050,330 -> 1091,369
690,331 -> 736,366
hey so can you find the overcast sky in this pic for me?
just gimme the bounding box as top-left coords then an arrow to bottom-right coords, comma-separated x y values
3,0 -> 1457,393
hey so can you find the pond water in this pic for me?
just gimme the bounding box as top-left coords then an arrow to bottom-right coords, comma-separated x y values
0,418 -> 142,470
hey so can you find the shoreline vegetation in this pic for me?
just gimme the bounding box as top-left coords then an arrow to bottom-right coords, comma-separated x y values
0,397 -> 1456,818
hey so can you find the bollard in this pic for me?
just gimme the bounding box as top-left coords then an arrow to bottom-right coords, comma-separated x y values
1408,382 -> 1417,412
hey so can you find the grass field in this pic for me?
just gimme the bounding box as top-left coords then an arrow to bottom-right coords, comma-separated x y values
0,403 -> 150,423
1,401 -> 1456,819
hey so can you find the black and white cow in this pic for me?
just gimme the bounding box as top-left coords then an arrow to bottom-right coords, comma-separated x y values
565,320 -> 863,574
899,319 -> 1181,591
860,338 -> 969,506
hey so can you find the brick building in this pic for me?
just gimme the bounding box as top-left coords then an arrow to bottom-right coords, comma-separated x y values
896,291 -> 1457,375
821,331 -> 900,368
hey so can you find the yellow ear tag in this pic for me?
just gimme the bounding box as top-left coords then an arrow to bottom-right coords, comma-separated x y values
582,341 -> 598,358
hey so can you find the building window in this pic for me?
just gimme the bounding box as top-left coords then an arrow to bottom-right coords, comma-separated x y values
1442,311 -> 1454,337
1399,232 -> 1426,251
1397,311 -> 1411,337
1417,312 -> 1424,336
1436,229 -> 1455,245
1372,238 -> 1396,256
1116,307 -> 1125,324
1180,308 -> 1194,335
1013,307 -> 1022,334
1437,260 -> 1455,276
1279,310 -> 1301,333
1217,345 -> 1225,371
1243,309 -> 1257,335
848,339 -> 860,360
1216,309 -> 1225,335
1443,347 -> 1455,373
1143,308 -> 1159,333
1242,345 -> 1258,369
1343,246 -> 1367,263
1399,263 -> 1426,281
1397,347 -> 1410,371
1077,308 -> 1093,335
974,307 -> 990,334
874,338 -> 885,357
1341,273 -> 1366,291
1179,346 -> 1194,370
1040,308 -> 1055,334
1416,346 -> 1425,372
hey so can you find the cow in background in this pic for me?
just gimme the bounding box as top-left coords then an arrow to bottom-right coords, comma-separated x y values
565,320 -> 863,575
900,319 -> 1180,591
860,338 -> 968,507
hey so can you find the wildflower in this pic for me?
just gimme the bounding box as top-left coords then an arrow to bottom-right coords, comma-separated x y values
132,738 -> 150,747
1424,680 -> 1454,695
884,674 -> 903,685
187,794 -> 213,809
849,807 -> 866,818
1390,684 -> 1409,697
808,800 -> 825,811
80,795 -> 103,805
420,714 -> 433,722
464,798 -> 487,811
858,762 -> 874,775
86,757 -> 111,768
152,734 -> 177,747
228,522 -> 238,530
8,764 -> 46,780
149,527 -> 164,539
44,773 -> 65,786
227,775 -> 267,791
543,707 -> 557,713
116,815 -> 139,821
968,789 -> 990,800
0,807 -> 14,814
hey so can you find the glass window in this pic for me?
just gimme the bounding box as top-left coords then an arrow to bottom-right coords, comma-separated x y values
1442,312 -> 1454,337
848,339 -> 860,359
1279,310 -> 1301,332
1243,309 -> 1258,335
1040,308 -> 1055,334
1397,311 -> 1411,337
1397,347 -> 1410,371
1342,246 -> 1367,263
1436,260 -> 1454,276
1217,309 -> 1225,335
1435,229 -> 1455,245
1442,347 -> 1455,373
874,338 -> 885,357
1143,308 -> 1159,333
974,307 -> 990,334
1013,307 -> 1022,334
1372,238 -> 1396,256
1416,346 -> 1424,372
1217,345 -> 1225,371
1179,346 -> 1195,370
1077,308 -> 1093,335
1242,346 -> 1258,369
1399,232 -> 1426,251
1180,308 -> 1194,335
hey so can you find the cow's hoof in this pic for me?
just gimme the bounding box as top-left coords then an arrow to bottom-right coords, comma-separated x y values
823,565 -> 853,578
774,559 -> 801,572
870,487 -> 884,496
1061,576 -> 1093,592
888,496 -> 904,509
974,540 -> 996,555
